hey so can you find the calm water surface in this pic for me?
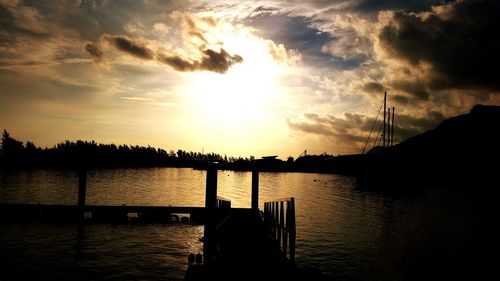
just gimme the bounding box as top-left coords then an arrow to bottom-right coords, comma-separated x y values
1,168 -> 498,280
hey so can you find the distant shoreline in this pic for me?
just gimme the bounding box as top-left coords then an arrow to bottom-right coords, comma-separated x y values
0,130 -> 339,174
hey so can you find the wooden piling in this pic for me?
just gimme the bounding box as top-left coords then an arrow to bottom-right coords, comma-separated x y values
205,167 -> 218,209
203,167 -> 218,264
289,197 -> 296,265
278,201 -> 284,250
276,201 -> 279,239
251,170 -> 259,211
262,197 -> 296,264
78,169 -> 87,220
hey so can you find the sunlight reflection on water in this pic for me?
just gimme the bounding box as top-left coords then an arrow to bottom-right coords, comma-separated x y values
1,168 -> 497,280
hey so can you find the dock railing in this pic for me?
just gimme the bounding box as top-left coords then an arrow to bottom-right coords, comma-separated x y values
263,197 -> 296,264
216,196 -> 231,209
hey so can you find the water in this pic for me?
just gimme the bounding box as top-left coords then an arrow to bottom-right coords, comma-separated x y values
1,168 -> 499,280
1,222 -> 203,281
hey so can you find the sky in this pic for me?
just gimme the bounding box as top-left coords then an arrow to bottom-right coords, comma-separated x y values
1,0 -> 499,158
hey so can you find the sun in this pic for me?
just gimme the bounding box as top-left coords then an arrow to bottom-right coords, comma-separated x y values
173,20 -> 299,156
186,27 -> 285,125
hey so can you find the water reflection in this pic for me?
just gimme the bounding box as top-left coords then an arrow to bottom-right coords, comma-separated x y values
1,168 -> 498,280
0,221 -> 204,281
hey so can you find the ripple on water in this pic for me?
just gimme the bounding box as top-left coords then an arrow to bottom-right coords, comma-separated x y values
1,168 -> 497,281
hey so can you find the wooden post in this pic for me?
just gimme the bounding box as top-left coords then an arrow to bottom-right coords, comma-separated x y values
205,167 -> 218,209
78,169 -> 87,220
289,197 -> 296,265
279,201 -> 284,251
273,202 -> 280,240
283,201 -> 290,257
271,202 -> 275,238
203,167 -> 218,264
251,170 -> 259,211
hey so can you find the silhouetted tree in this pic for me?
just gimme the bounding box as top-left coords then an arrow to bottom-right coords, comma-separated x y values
2,130 -> 24,154
0,129 -> 333,172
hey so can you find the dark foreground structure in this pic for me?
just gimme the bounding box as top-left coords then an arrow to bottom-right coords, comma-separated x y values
184,168 -> 304,281
0,167 -> 330,281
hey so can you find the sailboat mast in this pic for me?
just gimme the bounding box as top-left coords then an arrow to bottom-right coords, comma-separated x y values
383,92 -> 386,147
387,108 -> 391,147
391,106 -> 395,146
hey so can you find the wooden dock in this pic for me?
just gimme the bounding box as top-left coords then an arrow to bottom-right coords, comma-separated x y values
185,197 -> 299,281
0,167 -> 330,280
0,203 -> 209,223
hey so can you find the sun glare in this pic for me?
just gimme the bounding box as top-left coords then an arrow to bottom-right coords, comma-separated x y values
187,29 -> 284,125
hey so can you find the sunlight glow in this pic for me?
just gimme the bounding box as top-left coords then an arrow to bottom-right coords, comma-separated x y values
186,26 -> 285,125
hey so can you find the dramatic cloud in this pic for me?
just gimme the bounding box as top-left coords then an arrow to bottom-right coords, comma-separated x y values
297,0 -> 500,128
377,0 -> 500,92
287,112 -> 373,152
157,48 -> 243,73
100,33 -> 243,73
2,0 -> 500,156
287,109 -> 447,153
103,35 -> 154,60
89,12 -> 245,73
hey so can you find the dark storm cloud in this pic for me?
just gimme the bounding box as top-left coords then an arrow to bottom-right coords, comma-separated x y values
103,35 -> 154,60
157,48 -> 243,74
378,0 -> 500,91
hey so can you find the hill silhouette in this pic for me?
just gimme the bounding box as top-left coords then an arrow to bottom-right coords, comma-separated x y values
359,104 -> 500,187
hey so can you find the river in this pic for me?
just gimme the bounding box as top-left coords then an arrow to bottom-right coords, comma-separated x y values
0,168 -> 498,280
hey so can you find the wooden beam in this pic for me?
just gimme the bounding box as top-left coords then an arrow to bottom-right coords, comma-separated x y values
204,167 -> 218,264
251,170 -> 259,211
78,169 -> 87,220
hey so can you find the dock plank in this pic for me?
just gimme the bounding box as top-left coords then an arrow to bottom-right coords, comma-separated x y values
0,203 -> 209,223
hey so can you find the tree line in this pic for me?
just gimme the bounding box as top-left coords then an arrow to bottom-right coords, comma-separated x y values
0,130 -> 337,172
0,130 -> 259,169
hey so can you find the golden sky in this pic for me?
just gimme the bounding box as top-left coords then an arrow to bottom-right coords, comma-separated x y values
1,0 -> 499,158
